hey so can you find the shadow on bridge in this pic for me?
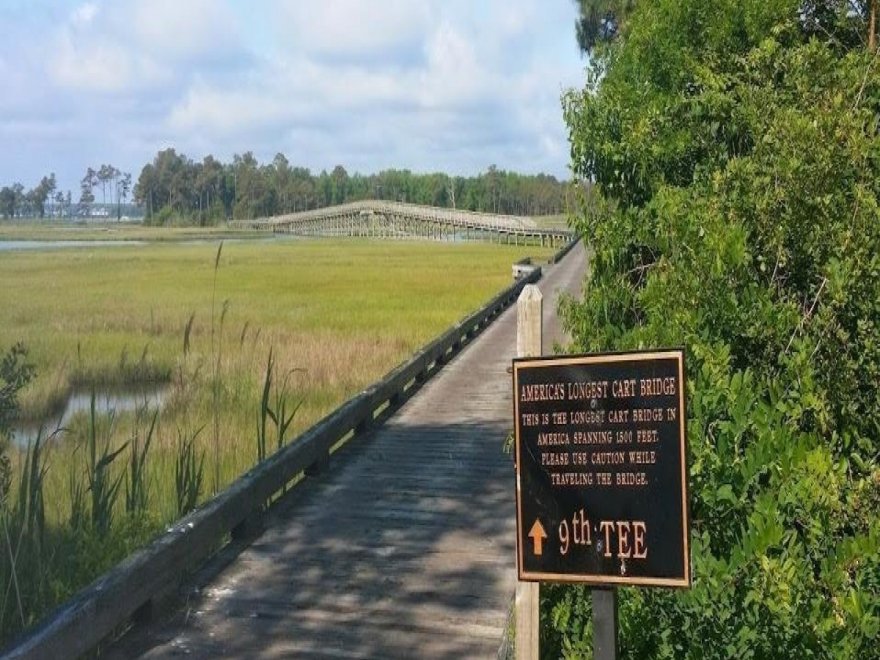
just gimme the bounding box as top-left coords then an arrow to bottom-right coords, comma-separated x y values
109,419 -> 518,659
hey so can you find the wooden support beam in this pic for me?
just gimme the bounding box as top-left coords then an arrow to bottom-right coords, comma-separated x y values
592,588 -> 619,660
515,284 -> 542,660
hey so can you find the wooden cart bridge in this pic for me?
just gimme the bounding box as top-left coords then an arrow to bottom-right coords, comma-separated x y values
7,242 -> 586,660
237,200 -> 574,247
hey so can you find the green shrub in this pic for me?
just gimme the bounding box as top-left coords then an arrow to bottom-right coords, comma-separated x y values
0,344 -> 34,503
558,1 -> 880,657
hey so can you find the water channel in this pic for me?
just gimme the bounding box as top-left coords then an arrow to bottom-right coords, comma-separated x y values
1,237 -> 197,445
0,240 -> 146,251
12,384 -> 169,448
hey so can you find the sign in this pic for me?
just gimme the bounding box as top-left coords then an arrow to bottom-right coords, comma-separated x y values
513,349 -> 690,587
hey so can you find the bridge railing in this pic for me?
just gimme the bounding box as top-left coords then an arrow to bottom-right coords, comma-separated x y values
235,199 -> 575,238
3,258 -> 557,659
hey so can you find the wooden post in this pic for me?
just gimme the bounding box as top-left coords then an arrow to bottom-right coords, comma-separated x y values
516,284 -> 542,660
870,0 -> 877,52
517,284 -> 542,358
592,588 -> 618,660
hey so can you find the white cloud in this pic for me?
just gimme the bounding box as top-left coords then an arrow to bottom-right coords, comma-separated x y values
162,0 -> 580,176
275,0 -> 431,59
131,0 -> 243,62
416,22 -> 485,108
71,2 -> 98,27
168,83 -> 290,135
48,0 -> 248,94
50,30 -> 170,93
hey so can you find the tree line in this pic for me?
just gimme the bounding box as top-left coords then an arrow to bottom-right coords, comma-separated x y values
133,149 -> 572,225
0,174 -> 61,220
0,165 -> 133,221
2,155 -> 570,226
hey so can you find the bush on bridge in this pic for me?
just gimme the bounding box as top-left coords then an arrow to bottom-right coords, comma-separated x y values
556,0 -> 880,657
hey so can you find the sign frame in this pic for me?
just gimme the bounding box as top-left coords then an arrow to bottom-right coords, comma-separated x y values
513,348 -> 691,588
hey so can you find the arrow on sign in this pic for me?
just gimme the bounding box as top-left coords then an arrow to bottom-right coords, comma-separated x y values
528,519 -> 548,556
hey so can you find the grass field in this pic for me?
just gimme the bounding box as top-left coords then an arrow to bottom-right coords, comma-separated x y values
0,237 -> 553,642
531,214 -> 573,231
0,221 -> 262,242
2,238 -> 554,492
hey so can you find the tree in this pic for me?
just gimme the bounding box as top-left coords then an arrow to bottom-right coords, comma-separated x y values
485,165 -> 500,213
116,172 -> 132,221
54,190 -> 65,218
129,149 -> 568,223
29,173 -> 56,218
573,0 -> 637,54
79,168 -> 97,216
79,168 -> 96,216
134,164 -> 157,218
557,1 -> 880,657
289,167 -> 315,211
0,186 -> 15,219
232,151 -> 261,220
272,153 -> 292,212
330,165 -> 349,205
12,183 -> 24,217
96,164 -> 119,207
872,0 -> 878,49
134,149 -> 195,223
796,1 -> 876,47
193,156 -> 223,224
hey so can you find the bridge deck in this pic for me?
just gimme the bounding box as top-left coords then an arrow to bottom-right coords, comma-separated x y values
241,201 -> 574,247
110,245 -> 586,659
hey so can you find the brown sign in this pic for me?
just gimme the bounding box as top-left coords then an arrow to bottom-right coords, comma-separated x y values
513,350 -> 690,587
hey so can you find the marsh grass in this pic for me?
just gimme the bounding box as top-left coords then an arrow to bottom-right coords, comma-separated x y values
531,214 -> 572,231
174,425 -> 205,518
210,241 -> 227,495
255,350 -> 274,465
256,348 -> 303,467
0,238 -> 554,645
0,223 -> 262,243
84,396 -> 127,536
125,408 -> 157,515
2,432 -> 50,634
2,239 -> 551,460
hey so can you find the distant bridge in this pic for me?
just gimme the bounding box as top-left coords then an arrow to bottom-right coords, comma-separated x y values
236,200 -> 574,247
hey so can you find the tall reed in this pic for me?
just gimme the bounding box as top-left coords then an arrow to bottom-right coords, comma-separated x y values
255,349 -> 302,465
1,431 -> 49,633
174,425 -> 205,517
255,351 -> 272,465
125,407 -> 157,515
15,433 -> 47,553
210,241 -> 227,494
85,394 -> 127,536
68,455 -> 86,532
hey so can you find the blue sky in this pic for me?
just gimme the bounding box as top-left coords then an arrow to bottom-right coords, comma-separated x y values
0,1 -> 586,195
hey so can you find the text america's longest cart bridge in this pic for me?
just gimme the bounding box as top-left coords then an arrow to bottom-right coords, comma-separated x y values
236,200 -> 574,247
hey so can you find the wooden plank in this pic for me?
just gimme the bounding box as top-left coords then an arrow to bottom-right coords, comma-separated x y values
118,617 -> 502,660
